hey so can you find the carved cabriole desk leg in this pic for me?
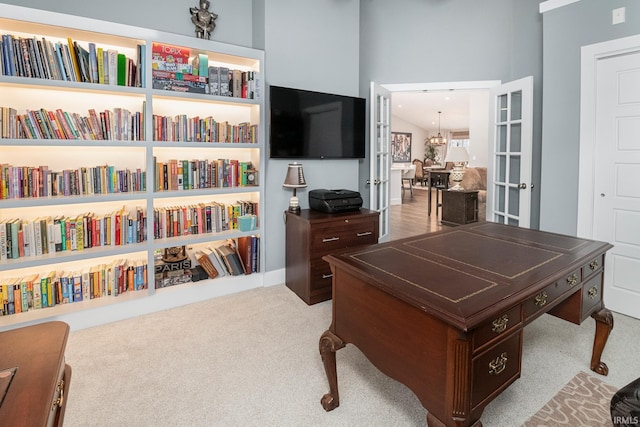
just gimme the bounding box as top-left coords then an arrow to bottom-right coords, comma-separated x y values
319,329 -> 346,411
590,307 -> 613,376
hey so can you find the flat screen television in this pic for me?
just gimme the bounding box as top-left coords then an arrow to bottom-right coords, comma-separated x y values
269,85 -> 366,159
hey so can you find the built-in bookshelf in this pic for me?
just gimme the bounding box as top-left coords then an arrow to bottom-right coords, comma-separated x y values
0,4 -> 265,330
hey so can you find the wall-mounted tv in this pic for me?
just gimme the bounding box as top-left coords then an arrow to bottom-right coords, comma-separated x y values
269,85 -> 366,159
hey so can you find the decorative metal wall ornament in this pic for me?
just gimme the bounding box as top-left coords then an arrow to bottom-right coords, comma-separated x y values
189,0 -> 218,40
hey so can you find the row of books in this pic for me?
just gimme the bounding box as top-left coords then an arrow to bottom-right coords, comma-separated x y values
193,236 -> 260,279
1,198 -> 259,261
0,106 -> 145,141
0,33 -> 144,87
152,67 -> 259,100
210,68 -> 259,100
0,164 -> 146,200
153,200 -> 258,239
154,159 -> 255,192
0,259 -> 147,316
0,207 -> 146,261
151,43 -> 259,99
151,114 -> 257,143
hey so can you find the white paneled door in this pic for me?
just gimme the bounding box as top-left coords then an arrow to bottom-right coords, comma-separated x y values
593,51 -> 640,319
369,82 -> 391,242
487,77 -> 533,227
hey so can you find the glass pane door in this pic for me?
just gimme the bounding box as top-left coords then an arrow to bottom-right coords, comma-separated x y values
487,77 -> 533,227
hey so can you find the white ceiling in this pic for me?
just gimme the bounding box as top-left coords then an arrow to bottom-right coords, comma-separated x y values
390,90 -> 481,132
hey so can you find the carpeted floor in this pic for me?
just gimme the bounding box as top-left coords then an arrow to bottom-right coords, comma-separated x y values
63,284 -> 640,427
522,371 -> 617,427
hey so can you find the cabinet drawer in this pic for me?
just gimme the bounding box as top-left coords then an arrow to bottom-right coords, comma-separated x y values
311,221 -> 377,253
309,259 -> 333,299
471,331 -> 522,409
582,254 -> 604,280
310,259 -> 333,284
472,305 -> 522,352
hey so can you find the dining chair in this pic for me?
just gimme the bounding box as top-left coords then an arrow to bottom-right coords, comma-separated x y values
401,165 -> 416,199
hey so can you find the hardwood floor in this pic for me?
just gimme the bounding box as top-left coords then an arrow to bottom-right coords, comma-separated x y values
389,187 -> 450,240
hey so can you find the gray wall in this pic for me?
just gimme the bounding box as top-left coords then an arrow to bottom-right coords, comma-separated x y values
261,0 -> 361,272
540,0 -> 640,235
358,0 -> 543,228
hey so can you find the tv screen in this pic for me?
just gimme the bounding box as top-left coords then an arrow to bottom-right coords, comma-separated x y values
269,86 -> 366,159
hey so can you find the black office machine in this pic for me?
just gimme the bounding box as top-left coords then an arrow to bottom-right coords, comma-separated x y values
309,189 -> 363,213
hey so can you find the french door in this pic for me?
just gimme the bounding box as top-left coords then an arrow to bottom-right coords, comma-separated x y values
486,77 -> 533,228
369,82 -> 391,242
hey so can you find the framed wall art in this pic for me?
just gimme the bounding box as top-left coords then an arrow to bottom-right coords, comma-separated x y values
391,131 -> 412,163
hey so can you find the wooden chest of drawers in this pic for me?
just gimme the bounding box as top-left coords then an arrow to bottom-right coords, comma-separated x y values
285,209 -> 379,305
0,321 -> 72,427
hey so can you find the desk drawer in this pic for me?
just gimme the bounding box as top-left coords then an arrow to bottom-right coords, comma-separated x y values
472,305 -> 522,352
582,254 -> 604,280
311,220 -> 377,254
471,331 -> 522,409
581,274 -> 603,319
523,267 -> 581,320
50,362 -> 71,427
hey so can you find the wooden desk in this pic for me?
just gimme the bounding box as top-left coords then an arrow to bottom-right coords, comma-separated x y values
0,321 -> 71,427
320,223 -> 613,427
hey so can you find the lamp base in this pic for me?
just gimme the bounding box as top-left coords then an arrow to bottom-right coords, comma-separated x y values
288,195 -> 301,214
449,163 -> 466,191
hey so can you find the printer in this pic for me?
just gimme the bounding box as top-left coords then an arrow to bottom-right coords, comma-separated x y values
309,189 -> 363,213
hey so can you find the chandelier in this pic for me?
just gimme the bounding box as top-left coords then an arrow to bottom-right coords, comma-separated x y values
429,111 -> 447,145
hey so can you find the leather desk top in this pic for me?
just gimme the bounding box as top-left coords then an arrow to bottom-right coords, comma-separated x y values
324,222 -> 612,330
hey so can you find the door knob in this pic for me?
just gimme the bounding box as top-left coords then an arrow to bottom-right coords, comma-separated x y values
518,183 -> 527,190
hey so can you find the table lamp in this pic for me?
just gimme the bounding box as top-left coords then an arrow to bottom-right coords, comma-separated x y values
283,162 -> 307,213
444,147 -> 469,191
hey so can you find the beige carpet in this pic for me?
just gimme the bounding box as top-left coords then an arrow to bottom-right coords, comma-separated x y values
522,371 -> 617,427
63,285 -> 640,427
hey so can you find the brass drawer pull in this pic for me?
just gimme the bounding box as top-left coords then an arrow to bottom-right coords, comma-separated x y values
322,237 -> 340,243
534,291 -> 548,307
52,379 -> 64,411
488,352 -> 508,375
356,231 -> 373,237
492,315 -> 509,334
322,274 -> 333,280
590,260 -> 599,270
588,286 -> 598,299
566,274 -> 578,287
